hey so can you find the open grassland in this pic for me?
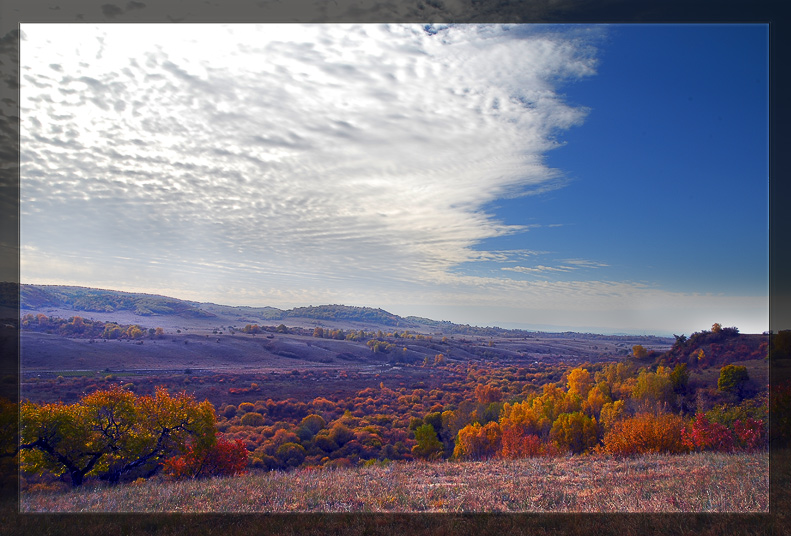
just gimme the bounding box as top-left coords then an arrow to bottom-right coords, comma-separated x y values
20,451 -> 767,513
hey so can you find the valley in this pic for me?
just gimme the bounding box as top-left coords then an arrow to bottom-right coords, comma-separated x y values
18,284 -> 675,407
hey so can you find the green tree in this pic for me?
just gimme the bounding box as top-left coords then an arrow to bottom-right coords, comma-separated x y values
772,330 -> 791,359
423,412 -> 443,433
299,414 -> 326,437
411,424 -> 444,460
240,412 -> 265,427
276,442 -> 306,467
632,367 -> 676,411
673,334 -> 688,350
669,363 -> 690,394
328,423 -> 355,447
718,365 -> 750,396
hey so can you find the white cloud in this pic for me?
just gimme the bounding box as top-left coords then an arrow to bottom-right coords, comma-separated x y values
503,265 -> 575,273
20,24 -> 598,292
562,259 -> 610,268
501,257 -> 608,275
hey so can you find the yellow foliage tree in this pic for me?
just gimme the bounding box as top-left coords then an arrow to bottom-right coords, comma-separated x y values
598,400 -> 625,432
566,367 -> 594,399
632,367 -> 676,412
549,411 -> 598,454
595,362 -> 636,401
126,325 -> 143,339
20,386 -> 216,486
453,421 -> 502,460
582,383 -> 612,419
531,383 -> 581,427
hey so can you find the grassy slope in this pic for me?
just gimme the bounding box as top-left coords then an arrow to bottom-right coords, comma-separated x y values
20,451 -> 768,514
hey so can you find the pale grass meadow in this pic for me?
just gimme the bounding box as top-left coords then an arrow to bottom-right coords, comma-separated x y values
20,451 -> 768,513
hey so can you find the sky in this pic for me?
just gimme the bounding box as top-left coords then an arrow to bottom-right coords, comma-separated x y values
19,23 -> 769,336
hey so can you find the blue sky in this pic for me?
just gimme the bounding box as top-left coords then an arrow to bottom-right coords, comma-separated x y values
19,24 -> 769,336
473,24 -> 768,294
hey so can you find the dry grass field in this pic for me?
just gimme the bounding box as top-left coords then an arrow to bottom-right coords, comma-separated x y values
20,451 -> 768,514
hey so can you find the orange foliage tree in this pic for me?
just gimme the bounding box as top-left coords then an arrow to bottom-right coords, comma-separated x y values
602,413 -> 686,456
499,400 -> 551,458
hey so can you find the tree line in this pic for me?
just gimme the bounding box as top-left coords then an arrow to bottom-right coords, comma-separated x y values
21,313 -> 164,340
10,362 -> 774,488
10,324 -> 782,490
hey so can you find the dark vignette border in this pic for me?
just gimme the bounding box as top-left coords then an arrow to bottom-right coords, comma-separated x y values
0,0 -> 786,534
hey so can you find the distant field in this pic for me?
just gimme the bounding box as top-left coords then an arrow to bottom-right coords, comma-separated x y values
20,451 -> 768,513
44,371 -> 139,378
19,284 -> 675,379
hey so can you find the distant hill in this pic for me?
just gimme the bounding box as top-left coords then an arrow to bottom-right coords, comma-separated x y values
20,284 -> 536,336
286,304 -> 404,326
19,284 -> 672,342
650,326 -> 768,369
20,284 -> 215,319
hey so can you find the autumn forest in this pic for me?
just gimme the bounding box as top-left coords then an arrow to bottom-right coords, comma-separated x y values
6,285 -> 787,515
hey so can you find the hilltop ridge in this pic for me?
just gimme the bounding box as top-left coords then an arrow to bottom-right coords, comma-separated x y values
20,283 -> 673,342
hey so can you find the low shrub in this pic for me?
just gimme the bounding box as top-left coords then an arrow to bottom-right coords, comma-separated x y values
602,413 -> 686,456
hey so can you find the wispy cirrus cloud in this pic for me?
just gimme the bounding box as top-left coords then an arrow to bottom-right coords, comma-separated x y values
503,265 -> 576,274
501,257 -> 608,275
20,23 -> 601,303
561,259 -> 610,268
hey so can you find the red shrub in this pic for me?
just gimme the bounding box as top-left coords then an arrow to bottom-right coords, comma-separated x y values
474,384 -> 503,405
163,436 -> 248,479
682,413 -> 735,452
733,418 -> 766,450
500,431 -> 555,458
